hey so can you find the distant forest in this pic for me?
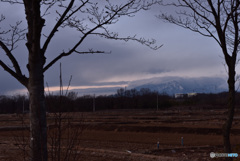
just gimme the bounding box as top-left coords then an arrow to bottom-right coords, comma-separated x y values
0,88 -> 239,114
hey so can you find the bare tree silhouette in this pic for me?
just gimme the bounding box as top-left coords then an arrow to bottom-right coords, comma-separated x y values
158,1 -> 240,160
0,1 -> 161,161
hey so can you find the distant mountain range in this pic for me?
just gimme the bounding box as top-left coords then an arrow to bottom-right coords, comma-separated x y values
128,76 -> 228,95
72,76 -> 228,96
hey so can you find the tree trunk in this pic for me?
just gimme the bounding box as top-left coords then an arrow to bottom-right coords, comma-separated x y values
28,65 -> 47,161
223,64 -> 235,161
24,1 -> 48,160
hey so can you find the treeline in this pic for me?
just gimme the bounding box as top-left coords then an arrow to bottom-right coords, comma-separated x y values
0,88 -> 240,114
0,95 -> 29,114
45,88 -> 171,112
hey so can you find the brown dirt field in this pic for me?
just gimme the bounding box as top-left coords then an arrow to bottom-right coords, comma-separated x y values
0,107 -> 240,161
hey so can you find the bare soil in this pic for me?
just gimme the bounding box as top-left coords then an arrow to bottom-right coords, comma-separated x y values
0,107 -> 240,161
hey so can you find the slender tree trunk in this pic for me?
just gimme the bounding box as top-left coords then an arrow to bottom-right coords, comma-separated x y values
223,63 -> 235,161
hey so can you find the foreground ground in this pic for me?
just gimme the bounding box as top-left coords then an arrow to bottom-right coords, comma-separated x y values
0,106 -> 240,161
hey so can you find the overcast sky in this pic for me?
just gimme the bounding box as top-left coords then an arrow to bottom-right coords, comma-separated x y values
0,1 -> 236,95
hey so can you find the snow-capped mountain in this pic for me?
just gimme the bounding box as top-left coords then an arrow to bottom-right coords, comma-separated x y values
128,76 -> 228,95
69,76 -> 228,96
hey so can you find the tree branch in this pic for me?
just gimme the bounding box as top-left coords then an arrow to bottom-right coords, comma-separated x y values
43,21 -> 104,73
158,0 -> 240,54
159,12 -> 221,46
0,0 -> 23,4
0,15 -> 10,35
0,60 -> 28,87
42,0 -> 91,55
91,31 -> 161,50
159,0 -> 240,69
44,0 -> 161,72
0,40 -> 23,76
74,49 -> 111,54
231,1 -> 240,59
42,0 -> 75,54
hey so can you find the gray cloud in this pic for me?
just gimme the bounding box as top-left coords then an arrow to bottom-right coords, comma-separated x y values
0,1 -> 230,95
0,71 -> 25,95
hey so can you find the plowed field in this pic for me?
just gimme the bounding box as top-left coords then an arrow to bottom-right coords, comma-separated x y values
0,107 -> 240,161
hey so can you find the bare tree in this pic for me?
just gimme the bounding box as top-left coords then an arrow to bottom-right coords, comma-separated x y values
0,1 -> 161,161
47,64 -> 84,161
158,0 -> 240,160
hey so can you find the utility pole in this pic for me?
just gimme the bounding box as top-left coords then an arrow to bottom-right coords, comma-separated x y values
157,93 -> 159,111
23,98 -> 25,114
93,94 -> 95,112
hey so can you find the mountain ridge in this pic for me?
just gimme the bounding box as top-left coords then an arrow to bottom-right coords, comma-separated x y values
71,76 -> 228,96
129,76 -> 228,95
